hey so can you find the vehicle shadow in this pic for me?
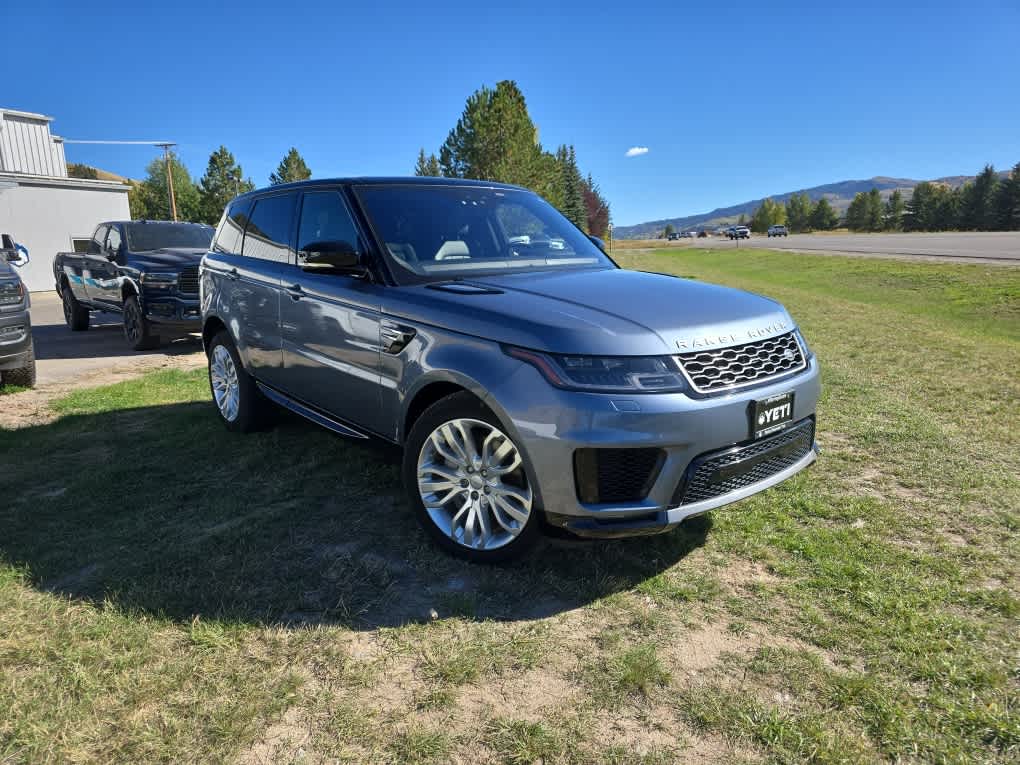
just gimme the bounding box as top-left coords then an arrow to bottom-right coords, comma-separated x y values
0,400 -> 711,630
31,319 -> 202,361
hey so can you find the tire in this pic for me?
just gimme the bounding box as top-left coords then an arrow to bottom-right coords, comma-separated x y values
3,344 -> 36,388
207,330 -> 268,433
402,392 -> 541,563
123,295 -> 160,350
61,283 -> 90,331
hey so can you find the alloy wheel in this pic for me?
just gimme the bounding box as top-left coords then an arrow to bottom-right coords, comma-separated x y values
210,345 -> 240,422
416,418 -> 533,551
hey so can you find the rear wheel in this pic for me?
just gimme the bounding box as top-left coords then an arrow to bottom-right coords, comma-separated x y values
2,345 -> 36,388
207,330 -> 268,432
61,284 -> 90,331
403,392 -> 540,563
123,295 -> 160,350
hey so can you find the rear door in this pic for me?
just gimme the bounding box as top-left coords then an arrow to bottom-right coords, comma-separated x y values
81,224 -> 109,302
279,188 -> 385,433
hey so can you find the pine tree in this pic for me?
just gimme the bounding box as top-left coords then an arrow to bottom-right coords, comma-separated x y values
784,192 -> 812,233
556,145 -> 587,230
961,164 -> 1000,230
438,80 -> 543,188
198,146 -> 254,225
845,192 -> 868,231
865,188 -> 884,231
809,198 -> 839,230
884,189 -> 905,231
995,161 -> 1020,230
269,148 -> 312,185
414,148 -> 442,177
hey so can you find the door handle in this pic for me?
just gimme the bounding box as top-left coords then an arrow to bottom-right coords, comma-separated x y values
226,267 -> 239,281
285,283 -> 304,300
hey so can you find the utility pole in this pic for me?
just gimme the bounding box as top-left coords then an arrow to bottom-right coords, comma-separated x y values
62,138 -> 178,220
157,143 -> 178,221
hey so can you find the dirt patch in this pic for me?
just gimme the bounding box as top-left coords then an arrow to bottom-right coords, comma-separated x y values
0,351 -> 204,429
240,706 -> 315,765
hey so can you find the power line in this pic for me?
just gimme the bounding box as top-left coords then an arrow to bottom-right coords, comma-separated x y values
62,139 -> 175,145
63,139 -> 179,221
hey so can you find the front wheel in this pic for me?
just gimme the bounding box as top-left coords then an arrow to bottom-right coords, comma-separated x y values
123,296 -> 159,350
2,345 -> 36,388
402,393 -> 540,563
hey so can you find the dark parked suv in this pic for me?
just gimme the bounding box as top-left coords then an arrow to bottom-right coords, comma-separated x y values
201,178 -> 820,561
53,220 -> 214,349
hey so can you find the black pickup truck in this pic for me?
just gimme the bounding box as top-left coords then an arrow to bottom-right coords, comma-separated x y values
53,220 -> 214,350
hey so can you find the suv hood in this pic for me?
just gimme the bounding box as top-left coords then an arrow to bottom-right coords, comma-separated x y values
130,248 -> 206,269
388,268 -> 794,355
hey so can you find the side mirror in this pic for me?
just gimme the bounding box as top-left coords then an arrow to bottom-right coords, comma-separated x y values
588,234 -> 606,252
299,240 -> 364,274
1,234 -> 27,266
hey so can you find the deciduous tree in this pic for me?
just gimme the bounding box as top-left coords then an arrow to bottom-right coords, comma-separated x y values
582,174 -> 611,238
133,152 -> 200,222
784,192 -> 812,233
750,198 -> 785,232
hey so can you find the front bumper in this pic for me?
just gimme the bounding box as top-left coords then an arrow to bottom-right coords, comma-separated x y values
143,294 -> 201,326
487,356 -> 822,538
0,307 -> 33,370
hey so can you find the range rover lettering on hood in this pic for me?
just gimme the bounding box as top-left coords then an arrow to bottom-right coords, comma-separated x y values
675,319 -> 790,350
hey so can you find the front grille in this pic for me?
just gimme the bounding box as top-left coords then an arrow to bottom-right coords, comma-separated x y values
672,419 -> 814,506
177,266 -> 200,295
574,447 -> 665,504
675,331 -> 805,394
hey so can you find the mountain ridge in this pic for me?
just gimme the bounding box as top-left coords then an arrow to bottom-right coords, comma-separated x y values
614,173 -> 988,238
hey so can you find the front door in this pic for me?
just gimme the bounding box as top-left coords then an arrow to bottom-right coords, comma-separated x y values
81,224 -> 109,304
279,189 -> 385,434
90,224 -> 124,309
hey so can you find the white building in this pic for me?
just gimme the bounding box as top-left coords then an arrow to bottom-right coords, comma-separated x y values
0,108 -> 130,291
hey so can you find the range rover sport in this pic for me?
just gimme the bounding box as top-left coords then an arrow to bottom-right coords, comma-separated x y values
200,178 -> 820,562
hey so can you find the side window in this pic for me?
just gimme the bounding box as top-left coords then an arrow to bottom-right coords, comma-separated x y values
297,191 -> 360,259
213,200 -> 251,255
106,225 -> 122,254
71,238 -> 91,253
88,225 -> 108,254
243,194 -> 296,263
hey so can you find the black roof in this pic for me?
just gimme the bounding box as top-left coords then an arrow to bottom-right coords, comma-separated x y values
233,176 -> 531,201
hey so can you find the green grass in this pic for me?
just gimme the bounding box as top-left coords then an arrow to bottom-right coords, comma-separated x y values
0,383 -> 30,395
1,249 -> 1018,762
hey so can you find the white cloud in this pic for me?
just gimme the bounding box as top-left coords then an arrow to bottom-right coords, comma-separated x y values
625,146 -> 649,157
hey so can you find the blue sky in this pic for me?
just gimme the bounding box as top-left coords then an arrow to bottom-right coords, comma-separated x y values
5,0 -> 1018,225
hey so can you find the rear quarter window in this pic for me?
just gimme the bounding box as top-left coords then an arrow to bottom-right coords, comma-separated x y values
213,200 -> 252,256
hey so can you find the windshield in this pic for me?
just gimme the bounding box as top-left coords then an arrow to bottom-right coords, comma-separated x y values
125,223 -> 214,252
355,184 -> 614,280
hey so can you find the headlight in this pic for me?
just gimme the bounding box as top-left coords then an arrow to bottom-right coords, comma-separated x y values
794,328 -> 814,360
506,347 -> 689,393
140,272 -> 178,287
0,279 -> 24,305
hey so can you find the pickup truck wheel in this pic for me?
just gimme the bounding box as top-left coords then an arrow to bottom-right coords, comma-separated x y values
61,285 -> 90,331
123,296 -> 160,350
403,393 -> 540,563
2,345 -> 36,388
207,331 -> 266,432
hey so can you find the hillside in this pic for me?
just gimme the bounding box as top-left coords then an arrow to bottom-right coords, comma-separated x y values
614,173 -> 990,238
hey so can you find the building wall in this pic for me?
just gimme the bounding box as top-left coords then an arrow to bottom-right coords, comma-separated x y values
0,110 -> 67,177
0,176 -> 130,291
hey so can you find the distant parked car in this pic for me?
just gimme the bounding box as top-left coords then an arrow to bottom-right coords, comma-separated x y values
768,225 -> 788,238
0,233 -> 35,388
53,220 -> 214,350
667,232 -> 680,241
727,226 -> 751,240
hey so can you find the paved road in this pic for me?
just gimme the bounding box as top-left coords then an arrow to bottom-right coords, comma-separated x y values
28,292 -> 202,385
693,232 -> 1020,264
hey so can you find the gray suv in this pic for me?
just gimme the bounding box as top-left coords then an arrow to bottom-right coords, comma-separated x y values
200,178 -> 820,561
